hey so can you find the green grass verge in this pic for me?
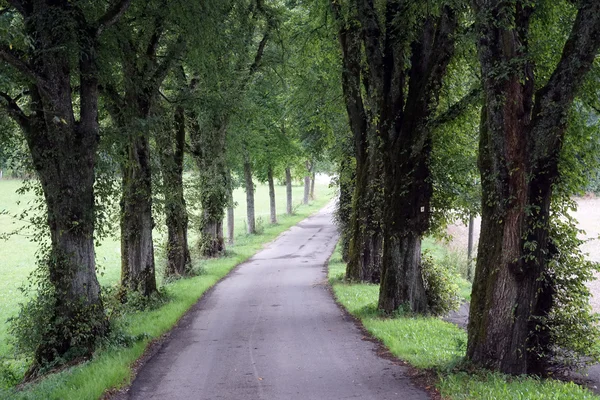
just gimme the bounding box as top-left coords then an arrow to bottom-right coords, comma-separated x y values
1,191 -> 333,400
328,242 -> 598,400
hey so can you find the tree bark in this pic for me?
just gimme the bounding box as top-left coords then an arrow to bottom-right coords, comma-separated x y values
310,171 -> 316,200
467,213 -> 474,281
268,165 -> 277,224
226,170 -> 235,245
467,0 -> 600,375
189,117 -> 228,257
227,204 -> 234,245
160,106 -> 191,277
285,167 -> 293,215
243,151 -> 256,234
303,161 -> 311,205
120,131 -> 157,295
337,155 -> 355,262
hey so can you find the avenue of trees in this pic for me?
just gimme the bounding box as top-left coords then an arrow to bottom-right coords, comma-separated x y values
332,0 -> 600,376
0,0 -> 340,374
1,0 -> 600,383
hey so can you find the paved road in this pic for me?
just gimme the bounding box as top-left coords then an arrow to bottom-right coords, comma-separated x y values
126,204 -> 429,400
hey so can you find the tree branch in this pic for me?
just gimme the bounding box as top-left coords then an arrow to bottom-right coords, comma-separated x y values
150,36 -> 186,92
430,86 -> 482,129
530,0 -> 600,163
0,89 -> 29,129
0,44 -> 44,86
249,31 -> 269,76
355,0 -> 384,96
97,0 -> 132,37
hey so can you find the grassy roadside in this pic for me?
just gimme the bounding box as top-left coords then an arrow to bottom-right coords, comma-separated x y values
328,242 -> 598,400
2,193 -> 333,400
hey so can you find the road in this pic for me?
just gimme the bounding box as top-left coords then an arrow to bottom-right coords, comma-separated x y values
125,204 -> 429,400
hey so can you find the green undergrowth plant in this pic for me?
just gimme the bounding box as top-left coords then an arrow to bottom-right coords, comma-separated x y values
328,241 -> 598,400
1,195 -> 332,400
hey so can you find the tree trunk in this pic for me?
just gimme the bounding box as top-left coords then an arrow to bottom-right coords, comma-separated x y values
467,0 -> 600,375
227,204 -> 234,245
345,145 -> 383,283
467,213 -> 474,281
120,132 -> 157,295
4,3 -> 117,368
310,171 -> 316,200
27,116 -> 108,367
378,233 -> 427,312
226,170 -> 235,245
268,166 -> 277,224
285,167 -> 293,215
201,218 -> 224,257
160,106 -> 191,277
331,1 -> 381,283
189,118 -> 228,257
337,155 -> 355,262
378,139 -> 431,313
243,151 -> 256,234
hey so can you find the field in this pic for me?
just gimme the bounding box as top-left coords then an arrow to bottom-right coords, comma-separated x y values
0,177 -> 332,362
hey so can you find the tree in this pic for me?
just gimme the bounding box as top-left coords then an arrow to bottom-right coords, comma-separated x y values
0,0 -> 131,369
157,101 -> 191,276
186,0 -> 276,255
332,0 -> 462,309
102,1 -> 187,295
467,0 -> 600,374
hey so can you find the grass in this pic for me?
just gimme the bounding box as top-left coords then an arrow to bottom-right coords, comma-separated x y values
0,177 -> 333,399
328,242 -> 598,400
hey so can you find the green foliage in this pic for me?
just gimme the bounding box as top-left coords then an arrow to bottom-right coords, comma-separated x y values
421,252 -> 461,317
533,197 -> 600,370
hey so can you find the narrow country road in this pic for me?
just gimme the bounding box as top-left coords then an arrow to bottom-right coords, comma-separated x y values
125,204 -> 429,400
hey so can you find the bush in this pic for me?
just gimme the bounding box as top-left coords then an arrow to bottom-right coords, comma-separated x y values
421,252 -> 461,316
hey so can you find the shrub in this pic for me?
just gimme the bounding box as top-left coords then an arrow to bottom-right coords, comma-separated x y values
421,252 -> 461,316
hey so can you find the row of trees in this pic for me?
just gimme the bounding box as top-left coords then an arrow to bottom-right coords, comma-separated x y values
0,0 -> 342,374
332,0 -> 600,376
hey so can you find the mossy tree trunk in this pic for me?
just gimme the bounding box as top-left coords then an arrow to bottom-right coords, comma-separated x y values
159,106 -> 191,277
189,116 -> 228,257
0,0 -> 132,368
285,167 -> 293,215
303,160 -> 311,205
243,148 -> 256,234
331,1 -> 382,283
106,32 -> 182,295
268,165 -> 277,224
120,122 -> 157,295
467,0 -> 600,375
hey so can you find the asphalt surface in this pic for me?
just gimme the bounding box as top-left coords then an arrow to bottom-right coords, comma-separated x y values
125,204 -> 429,400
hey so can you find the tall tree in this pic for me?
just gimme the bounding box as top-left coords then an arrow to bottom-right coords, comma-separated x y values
331,1 -> 382,284
467,0 -> 600,374
103,2 -> 185,295
332,0 -> 461,307
157,102 -> 191,276
0,0 -> 130,369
